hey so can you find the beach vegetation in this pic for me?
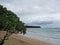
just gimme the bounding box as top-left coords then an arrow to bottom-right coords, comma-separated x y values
0,5 -> 26,45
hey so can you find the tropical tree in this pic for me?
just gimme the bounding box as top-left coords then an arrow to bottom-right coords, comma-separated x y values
0,5 -> 26,45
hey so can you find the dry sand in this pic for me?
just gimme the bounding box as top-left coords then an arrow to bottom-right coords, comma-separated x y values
0,31 -> 54,45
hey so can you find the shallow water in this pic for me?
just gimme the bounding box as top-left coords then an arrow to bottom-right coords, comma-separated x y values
24,28 -> 60,45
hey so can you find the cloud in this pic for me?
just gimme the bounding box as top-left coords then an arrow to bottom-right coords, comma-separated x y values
0,0 -> 60,28
1,0 -> 60,13
31,21 -> 53,25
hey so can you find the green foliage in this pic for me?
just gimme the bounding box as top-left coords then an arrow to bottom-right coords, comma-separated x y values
0,5 -> 26,35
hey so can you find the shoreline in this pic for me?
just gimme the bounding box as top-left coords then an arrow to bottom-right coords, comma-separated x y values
4,34 -> 54,45
0,31 -> 54,45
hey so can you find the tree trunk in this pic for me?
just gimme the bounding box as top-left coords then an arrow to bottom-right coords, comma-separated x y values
0,32 -> 8,45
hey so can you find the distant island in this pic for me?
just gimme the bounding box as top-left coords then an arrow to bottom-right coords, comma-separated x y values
25,26 -> 41,28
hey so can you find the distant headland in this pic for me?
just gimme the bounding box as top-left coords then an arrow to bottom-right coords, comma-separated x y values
25,26 -> 41,28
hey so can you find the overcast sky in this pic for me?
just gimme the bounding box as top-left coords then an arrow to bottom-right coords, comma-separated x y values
0,0 -> 60,28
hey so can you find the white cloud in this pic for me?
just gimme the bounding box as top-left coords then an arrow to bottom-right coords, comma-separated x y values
0,0 -> 60,28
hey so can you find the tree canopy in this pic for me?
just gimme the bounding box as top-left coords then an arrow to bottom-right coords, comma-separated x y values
0,5 -> 26,34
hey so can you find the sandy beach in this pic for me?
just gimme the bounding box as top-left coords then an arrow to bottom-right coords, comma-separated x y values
0,31 -> 53,45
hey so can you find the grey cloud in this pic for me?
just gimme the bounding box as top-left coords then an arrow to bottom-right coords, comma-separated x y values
31,21 -> 53,25
0,0 -> 60,28
1,0 -> 60,14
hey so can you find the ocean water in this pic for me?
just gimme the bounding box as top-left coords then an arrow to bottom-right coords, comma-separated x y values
24,28 -> 60,45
